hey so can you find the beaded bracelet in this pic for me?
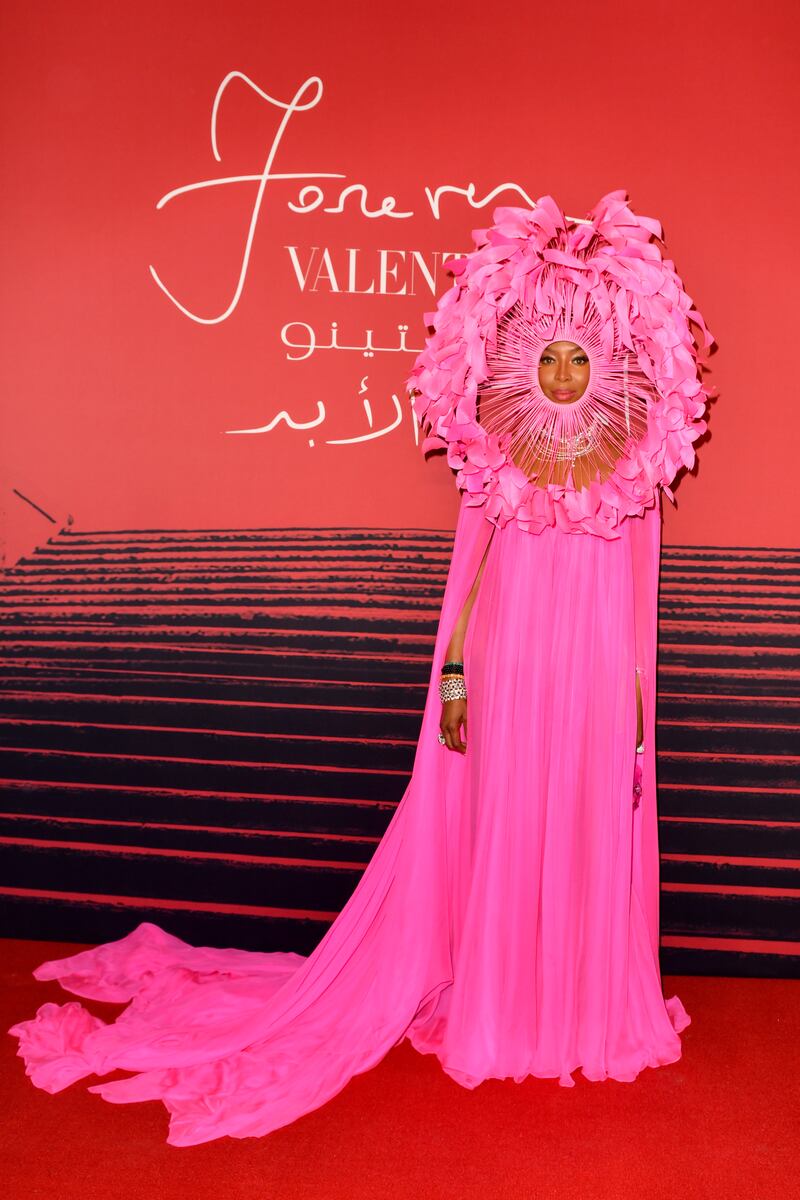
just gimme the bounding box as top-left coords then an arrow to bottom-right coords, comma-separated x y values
439,657 -> 467,702
439,675 -> 467,703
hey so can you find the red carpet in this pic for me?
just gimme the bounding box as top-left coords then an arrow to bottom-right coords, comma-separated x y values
2,937 -> 798,1200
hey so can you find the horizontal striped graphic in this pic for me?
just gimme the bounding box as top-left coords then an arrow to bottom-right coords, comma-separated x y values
0,527 -> 798,976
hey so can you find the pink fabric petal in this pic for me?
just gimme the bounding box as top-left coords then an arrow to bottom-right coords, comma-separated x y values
9,1002 -> 107,1093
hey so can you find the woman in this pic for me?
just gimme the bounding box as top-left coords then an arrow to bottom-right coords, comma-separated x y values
423,339 -> 670,1086
9,191 -> 711,1144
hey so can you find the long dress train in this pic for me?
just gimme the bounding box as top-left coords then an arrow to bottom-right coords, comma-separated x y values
8,494 -> 690,1145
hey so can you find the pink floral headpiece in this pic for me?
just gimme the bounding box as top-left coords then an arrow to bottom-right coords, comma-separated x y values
407,190 -> 715,539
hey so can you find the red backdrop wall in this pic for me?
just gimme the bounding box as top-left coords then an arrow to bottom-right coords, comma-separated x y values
1,0 -> 799,978
1,0 -> 798,559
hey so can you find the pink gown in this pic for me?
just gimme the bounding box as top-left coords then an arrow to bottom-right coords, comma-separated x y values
8,493 -> 690,1146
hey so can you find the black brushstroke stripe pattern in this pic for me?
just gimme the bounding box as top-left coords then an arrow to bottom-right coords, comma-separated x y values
0,528 -> 798,978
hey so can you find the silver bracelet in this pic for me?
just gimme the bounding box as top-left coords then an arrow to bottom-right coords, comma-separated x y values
439,674 -> 467,703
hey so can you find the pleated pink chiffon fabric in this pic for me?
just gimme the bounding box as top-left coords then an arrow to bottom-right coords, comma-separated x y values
8,493 -> 690,1145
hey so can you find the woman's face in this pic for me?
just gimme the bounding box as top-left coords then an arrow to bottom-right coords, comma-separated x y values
537,341 -> 590,404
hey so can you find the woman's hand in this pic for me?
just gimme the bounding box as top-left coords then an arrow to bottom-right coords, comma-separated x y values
440,698 -> 468,754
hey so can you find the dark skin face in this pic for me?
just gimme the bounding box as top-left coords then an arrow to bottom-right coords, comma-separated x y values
537,340 -> 591,404
478,337 -> 613,487
511,338 -> 608,487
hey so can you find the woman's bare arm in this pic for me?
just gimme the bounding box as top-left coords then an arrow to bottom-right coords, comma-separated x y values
444,555 -> 488,663
439,551 -> 490,754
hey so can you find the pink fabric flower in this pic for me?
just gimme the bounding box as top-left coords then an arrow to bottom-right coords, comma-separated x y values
407,191 -> 714,539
